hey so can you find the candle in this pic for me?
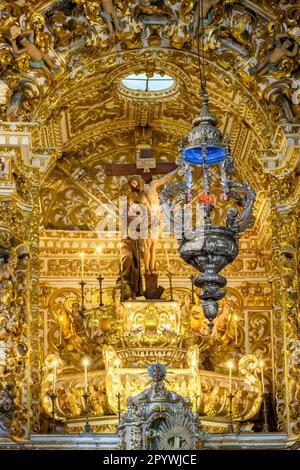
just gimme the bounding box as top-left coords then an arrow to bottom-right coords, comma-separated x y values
164,244 -> 171,272
200,194 -> 214,205
96,246 -> 102,275
52,360 -> 57,394
80,252 -> 84,281
82,358 -> 89,393
234,315 -> 238,345
260,360 -> 265,394
228,361 -> 233,395
115,358 -> 121,396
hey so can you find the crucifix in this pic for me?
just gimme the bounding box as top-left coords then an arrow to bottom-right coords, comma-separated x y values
106,161 -> 177,183
106,148 -> 178,300
106,125 -> 177,182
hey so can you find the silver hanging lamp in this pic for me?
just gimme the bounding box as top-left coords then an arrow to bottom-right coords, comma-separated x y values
160,2 -> 256,331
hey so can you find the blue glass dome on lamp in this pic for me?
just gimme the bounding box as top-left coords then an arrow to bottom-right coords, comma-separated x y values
184,145 -> 226,165
183,88 -> 226,166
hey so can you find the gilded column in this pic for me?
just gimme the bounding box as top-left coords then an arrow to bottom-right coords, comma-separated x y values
0,123 -> 50,437
270,175 -> 300,435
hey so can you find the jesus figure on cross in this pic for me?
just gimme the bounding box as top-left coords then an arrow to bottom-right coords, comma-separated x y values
128,167 -> 178,274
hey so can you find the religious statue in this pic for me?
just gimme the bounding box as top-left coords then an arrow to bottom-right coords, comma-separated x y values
15,244 -> 30,291
0,251 -> 16,305
11,27 -> 59,77
180,293 -> 192,323
70,300 -> 86,335
127,363 -> 188,404
0,3 -> 20,38
119,362 -> 197,450
112,286 -> 125,320
0,81 -> 11,108
118,201 -> 143,299
62,300 -> 88,353
100,0 -> 122,38
88,385 -> 104,416
0,158 -> 6,177
0,382 -> 14,431
212,300 -> 236,347
59,388 -> 82,417
128,168 -> 178,274
250,34 -> 299,77
0,339 -> 6,375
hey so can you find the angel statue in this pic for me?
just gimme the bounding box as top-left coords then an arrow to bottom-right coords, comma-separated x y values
11,27 -> 59,77
192,0 -> 220,39
250,33 -> 299,77
100,0 -> 122,38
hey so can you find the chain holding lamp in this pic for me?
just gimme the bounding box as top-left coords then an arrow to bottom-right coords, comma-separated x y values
160,0 -> 256,331
160,90 -> 256,330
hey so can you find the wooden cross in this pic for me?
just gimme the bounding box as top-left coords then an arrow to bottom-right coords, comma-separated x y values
106,162 -> 177,183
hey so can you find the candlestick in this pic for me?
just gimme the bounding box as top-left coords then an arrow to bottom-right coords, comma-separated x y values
167,271 -> 174,301
227,393 -> 234,433
82,392 -> 93,434
82,357 -> 89,393
260,360 -> 265,394
91,312 -> 94,339
59,315 -> 63,346
80,252 -> 84,281
234,315 -> 238,346
115,358 -> 121,418
96,246 -> 102,276
194,393 -> 198,415
190,274 -> 195,304
228,360 -> 233,395
79,280 -> 86,314
52,360 -> 57,394
49,392 -> 57,434
227,360 -> 234,433
97,273 -> 104,307
164,244 -> 171,272
259,359 -> 269,432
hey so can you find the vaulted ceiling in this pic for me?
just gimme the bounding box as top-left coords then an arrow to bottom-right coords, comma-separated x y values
1,1 -> 299,233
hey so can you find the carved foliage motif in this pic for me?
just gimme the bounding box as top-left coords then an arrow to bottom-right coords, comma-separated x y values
270,177 -> 300,434
0,0 -> 298,129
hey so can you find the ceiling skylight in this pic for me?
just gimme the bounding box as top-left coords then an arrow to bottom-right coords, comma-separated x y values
122,73 -> 174,92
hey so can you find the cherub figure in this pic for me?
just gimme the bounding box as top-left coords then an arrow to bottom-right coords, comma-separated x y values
0,157 -> 6,177
0,4 -> 20,37
192,0 -> 220,39
88,385 -> 104,416
11,28 -> 59,77
100,0 -> 122,38
112,286 -> 125,320
69,300 -> 86,336
250,34 -> 299,77
0,251 -> 16,305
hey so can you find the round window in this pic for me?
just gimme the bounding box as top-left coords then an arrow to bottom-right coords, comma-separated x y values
122,73 -> 174,92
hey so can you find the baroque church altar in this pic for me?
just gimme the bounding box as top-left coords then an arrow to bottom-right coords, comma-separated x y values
0,0 -> 299,451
